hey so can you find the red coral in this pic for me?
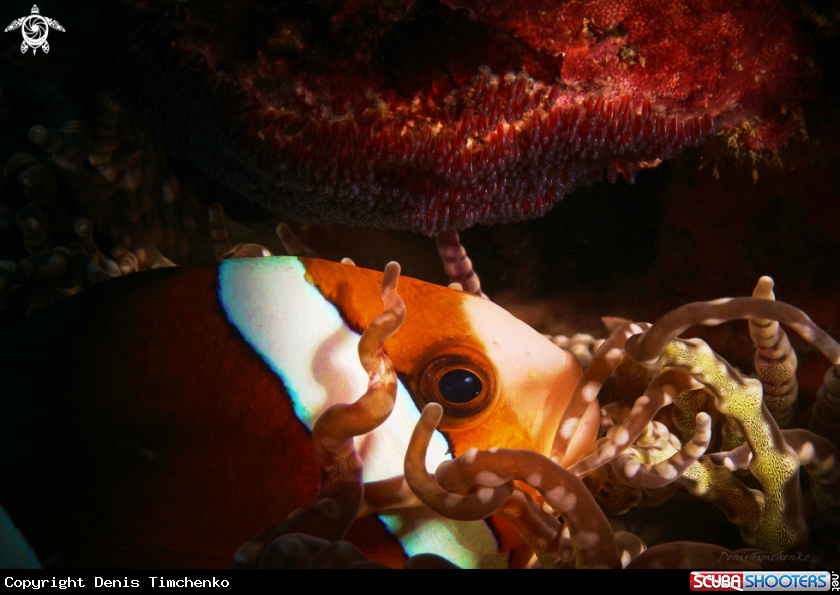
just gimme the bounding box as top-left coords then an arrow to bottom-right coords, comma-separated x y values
448,0 -> 813,150
450,1 -> 809,112
101,1 -> 816,234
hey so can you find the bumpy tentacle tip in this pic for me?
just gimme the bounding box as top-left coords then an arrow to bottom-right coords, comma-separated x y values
208,202 -> 224,220
753,276 -> 776,300
406,404 -> 442,477
695,412 -> 713,432
405,407 -> 433,471
27,125 -> 48,146
406,402 -> 514,521
421,402 -> 444,426
688,412 -> 713,456
276,222 -> 305,257
380,262 -> 405,324
73,218 -> 93,238
208,202 -> 234,260
382,261 -> 401,291
602,316 -> 632,332
435,231 -> 487,298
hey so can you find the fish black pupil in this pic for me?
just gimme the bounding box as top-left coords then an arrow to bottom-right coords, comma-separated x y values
439,369 -> 482,404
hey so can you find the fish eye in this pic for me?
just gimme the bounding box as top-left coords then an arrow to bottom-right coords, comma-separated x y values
416,346 -> 498,430
439,369 -> 483,403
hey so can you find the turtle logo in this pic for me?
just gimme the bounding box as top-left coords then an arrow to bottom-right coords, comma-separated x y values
4,5 -> 65,55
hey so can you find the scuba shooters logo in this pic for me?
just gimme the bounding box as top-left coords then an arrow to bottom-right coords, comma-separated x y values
690,571 -> 836,592
4,5 -> 65,55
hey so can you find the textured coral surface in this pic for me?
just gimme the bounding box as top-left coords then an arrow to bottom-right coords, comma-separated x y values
98,0 -> 814,234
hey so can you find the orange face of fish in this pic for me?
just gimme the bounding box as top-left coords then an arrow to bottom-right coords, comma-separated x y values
0,257 -> 589,569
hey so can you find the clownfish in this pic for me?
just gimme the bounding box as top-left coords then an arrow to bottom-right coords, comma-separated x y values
0,256 -> 597,568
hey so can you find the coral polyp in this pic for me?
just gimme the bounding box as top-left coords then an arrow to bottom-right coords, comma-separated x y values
99,0 -> 815,234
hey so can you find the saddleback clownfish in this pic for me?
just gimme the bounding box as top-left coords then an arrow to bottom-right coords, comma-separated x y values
0,256 -> 599,568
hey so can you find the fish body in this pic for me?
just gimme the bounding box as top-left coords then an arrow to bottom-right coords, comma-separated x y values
0,257 -> 583,568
